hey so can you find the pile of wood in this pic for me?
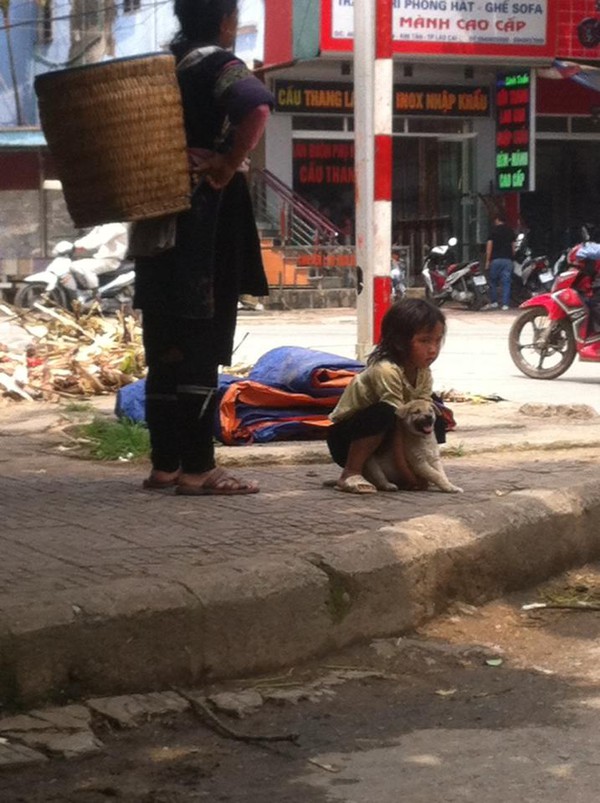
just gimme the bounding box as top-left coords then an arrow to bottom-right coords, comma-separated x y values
0,302 -> 145,402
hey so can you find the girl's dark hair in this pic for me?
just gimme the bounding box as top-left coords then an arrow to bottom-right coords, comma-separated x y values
171,0 -> 238,58
368,298 -> 446,366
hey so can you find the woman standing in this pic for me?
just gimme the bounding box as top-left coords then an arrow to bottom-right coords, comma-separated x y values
133,0 -> 273,495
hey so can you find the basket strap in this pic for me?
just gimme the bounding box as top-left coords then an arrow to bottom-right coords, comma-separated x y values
177,45 -> 225,73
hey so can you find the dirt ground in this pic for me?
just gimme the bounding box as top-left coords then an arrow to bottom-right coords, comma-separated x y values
3,565 -> 600,802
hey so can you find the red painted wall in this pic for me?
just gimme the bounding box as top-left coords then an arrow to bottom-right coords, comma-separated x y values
0,150 -> 57,191
556,0 -> 600,60
537,77 -> 600,116
0,153 -> 39,190
263,0 -> 294,67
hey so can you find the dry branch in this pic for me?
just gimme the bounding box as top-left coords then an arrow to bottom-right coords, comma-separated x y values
0,302 -> 145,402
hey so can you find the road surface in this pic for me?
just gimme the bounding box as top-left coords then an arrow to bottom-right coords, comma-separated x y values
233,307 -> 600,411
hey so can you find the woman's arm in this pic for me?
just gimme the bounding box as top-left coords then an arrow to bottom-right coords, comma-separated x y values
204,104 -> 270,189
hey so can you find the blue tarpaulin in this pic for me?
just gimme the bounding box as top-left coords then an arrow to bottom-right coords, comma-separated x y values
115,347 -> 364,444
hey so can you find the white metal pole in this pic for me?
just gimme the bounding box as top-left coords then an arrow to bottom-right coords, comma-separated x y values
354,0 -> 375,361
354,0 -> 393,361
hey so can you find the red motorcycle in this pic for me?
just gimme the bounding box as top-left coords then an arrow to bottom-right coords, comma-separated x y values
509,245 -> 600,379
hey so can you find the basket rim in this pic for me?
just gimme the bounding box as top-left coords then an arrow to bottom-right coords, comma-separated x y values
34,51 -> 174,85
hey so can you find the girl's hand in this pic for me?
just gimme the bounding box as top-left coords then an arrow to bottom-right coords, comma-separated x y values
398,470 -> 426,490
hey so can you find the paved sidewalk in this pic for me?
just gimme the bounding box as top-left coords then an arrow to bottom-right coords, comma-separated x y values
0,398 -> 599,705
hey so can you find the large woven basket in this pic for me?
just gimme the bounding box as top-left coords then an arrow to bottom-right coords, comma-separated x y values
35,53 -> 191,227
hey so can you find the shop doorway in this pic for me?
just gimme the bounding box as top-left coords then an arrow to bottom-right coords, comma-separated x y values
290,129 -> 476,283
391,134 -> 476,277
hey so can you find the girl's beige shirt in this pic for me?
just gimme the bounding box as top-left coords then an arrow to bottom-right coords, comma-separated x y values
329,360 -> 433,423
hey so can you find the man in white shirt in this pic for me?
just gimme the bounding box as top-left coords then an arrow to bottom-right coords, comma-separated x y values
70,223 -> 129,289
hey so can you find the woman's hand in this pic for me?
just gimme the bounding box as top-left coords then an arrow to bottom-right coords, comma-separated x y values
201,153 -> 240,190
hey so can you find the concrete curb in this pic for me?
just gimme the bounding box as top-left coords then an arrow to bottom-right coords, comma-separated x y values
1,480 -> 599,708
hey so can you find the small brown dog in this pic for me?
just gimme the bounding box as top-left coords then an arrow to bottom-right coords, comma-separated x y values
364,399 -> 463,493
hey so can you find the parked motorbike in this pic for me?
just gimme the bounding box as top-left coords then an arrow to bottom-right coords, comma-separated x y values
510,233 -> 555,305
508,251 -> 600,379
549,248 -> 569,279
15,224 -> 134,314
422,236 -> 489,310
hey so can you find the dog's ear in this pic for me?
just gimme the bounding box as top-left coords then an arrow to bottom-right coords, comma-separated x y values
395,402 -> 409,419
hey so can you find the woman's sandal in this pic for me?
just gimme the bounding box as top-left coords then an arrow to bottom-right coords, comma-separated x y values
334,474 -> 377,495
175,467 -> 260,496
142,470 -> 180,490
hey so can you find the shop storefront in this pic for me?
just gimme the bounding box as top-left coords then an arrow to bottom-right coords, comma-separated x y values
276,79 -> 491,263
267,59 -> 520,272
262,0 -> 579,272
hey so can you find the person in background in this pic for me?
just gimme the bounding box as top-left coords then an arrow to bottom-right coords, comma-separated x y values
483,212 -> 516,311
575,234 -> 600,331
339,211 -> 354,245
69,222 -> 128,290
132,0 -> 274,495
326,298 -> 446,494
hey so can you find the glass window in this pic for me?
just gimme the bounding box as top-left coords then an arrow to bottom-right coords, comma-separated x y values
571,116 -> 600,134
537,116 -> 568,133
291,116 -> 345,131
407,118 -> 467,134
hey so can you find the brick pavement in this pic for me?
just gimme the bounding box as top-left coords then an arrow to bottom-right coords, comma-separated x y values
0,425 -> 597,604
1,398 -> 600,705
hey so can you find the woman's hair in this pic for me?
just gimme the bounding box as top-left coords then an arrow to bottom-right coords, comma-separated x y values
368,298 -> 446,366
171,0 -> 238,58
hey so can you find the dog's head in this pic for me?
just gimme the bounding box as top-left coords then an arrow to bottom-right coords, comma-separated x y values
396,399 -> 437,437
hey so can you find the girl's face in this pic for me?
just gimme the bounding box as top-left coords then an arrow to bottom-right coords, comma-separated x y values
407,322 -> 445,369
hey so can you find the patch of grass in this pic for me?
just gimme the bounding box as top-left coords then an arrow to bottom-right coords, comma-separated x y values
77,417 -> 150,461
442,441 -> 465,457
62,401 -> 94,414
539,580 -> 600,608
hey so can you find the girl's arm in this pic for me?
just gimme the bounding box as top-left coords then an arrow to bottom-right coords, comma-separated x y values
376,363 -> 432,489
391,425 -> 425,490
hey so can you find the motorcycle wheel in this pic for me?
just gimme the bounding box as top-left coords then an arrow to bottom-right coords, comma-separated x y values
424,287 -> 445,307
508,306 -> 576,380
116,285 -> 134,303
14,283 -> 67,310
511,281 -> 530,306
467,283 -> 487,310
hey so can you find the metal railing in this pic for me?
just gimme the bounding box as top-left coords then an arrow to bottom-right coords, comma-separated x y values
249,168 -> 341,247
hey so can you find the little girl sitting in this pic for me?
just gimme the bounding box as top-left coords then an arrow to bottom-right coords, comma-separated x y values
327,297 -> 446,494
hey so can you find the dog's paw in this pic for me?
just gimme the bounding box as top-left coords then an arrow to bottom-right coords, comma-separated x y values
448,484 -> 463,493
376,481 -> 399,492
